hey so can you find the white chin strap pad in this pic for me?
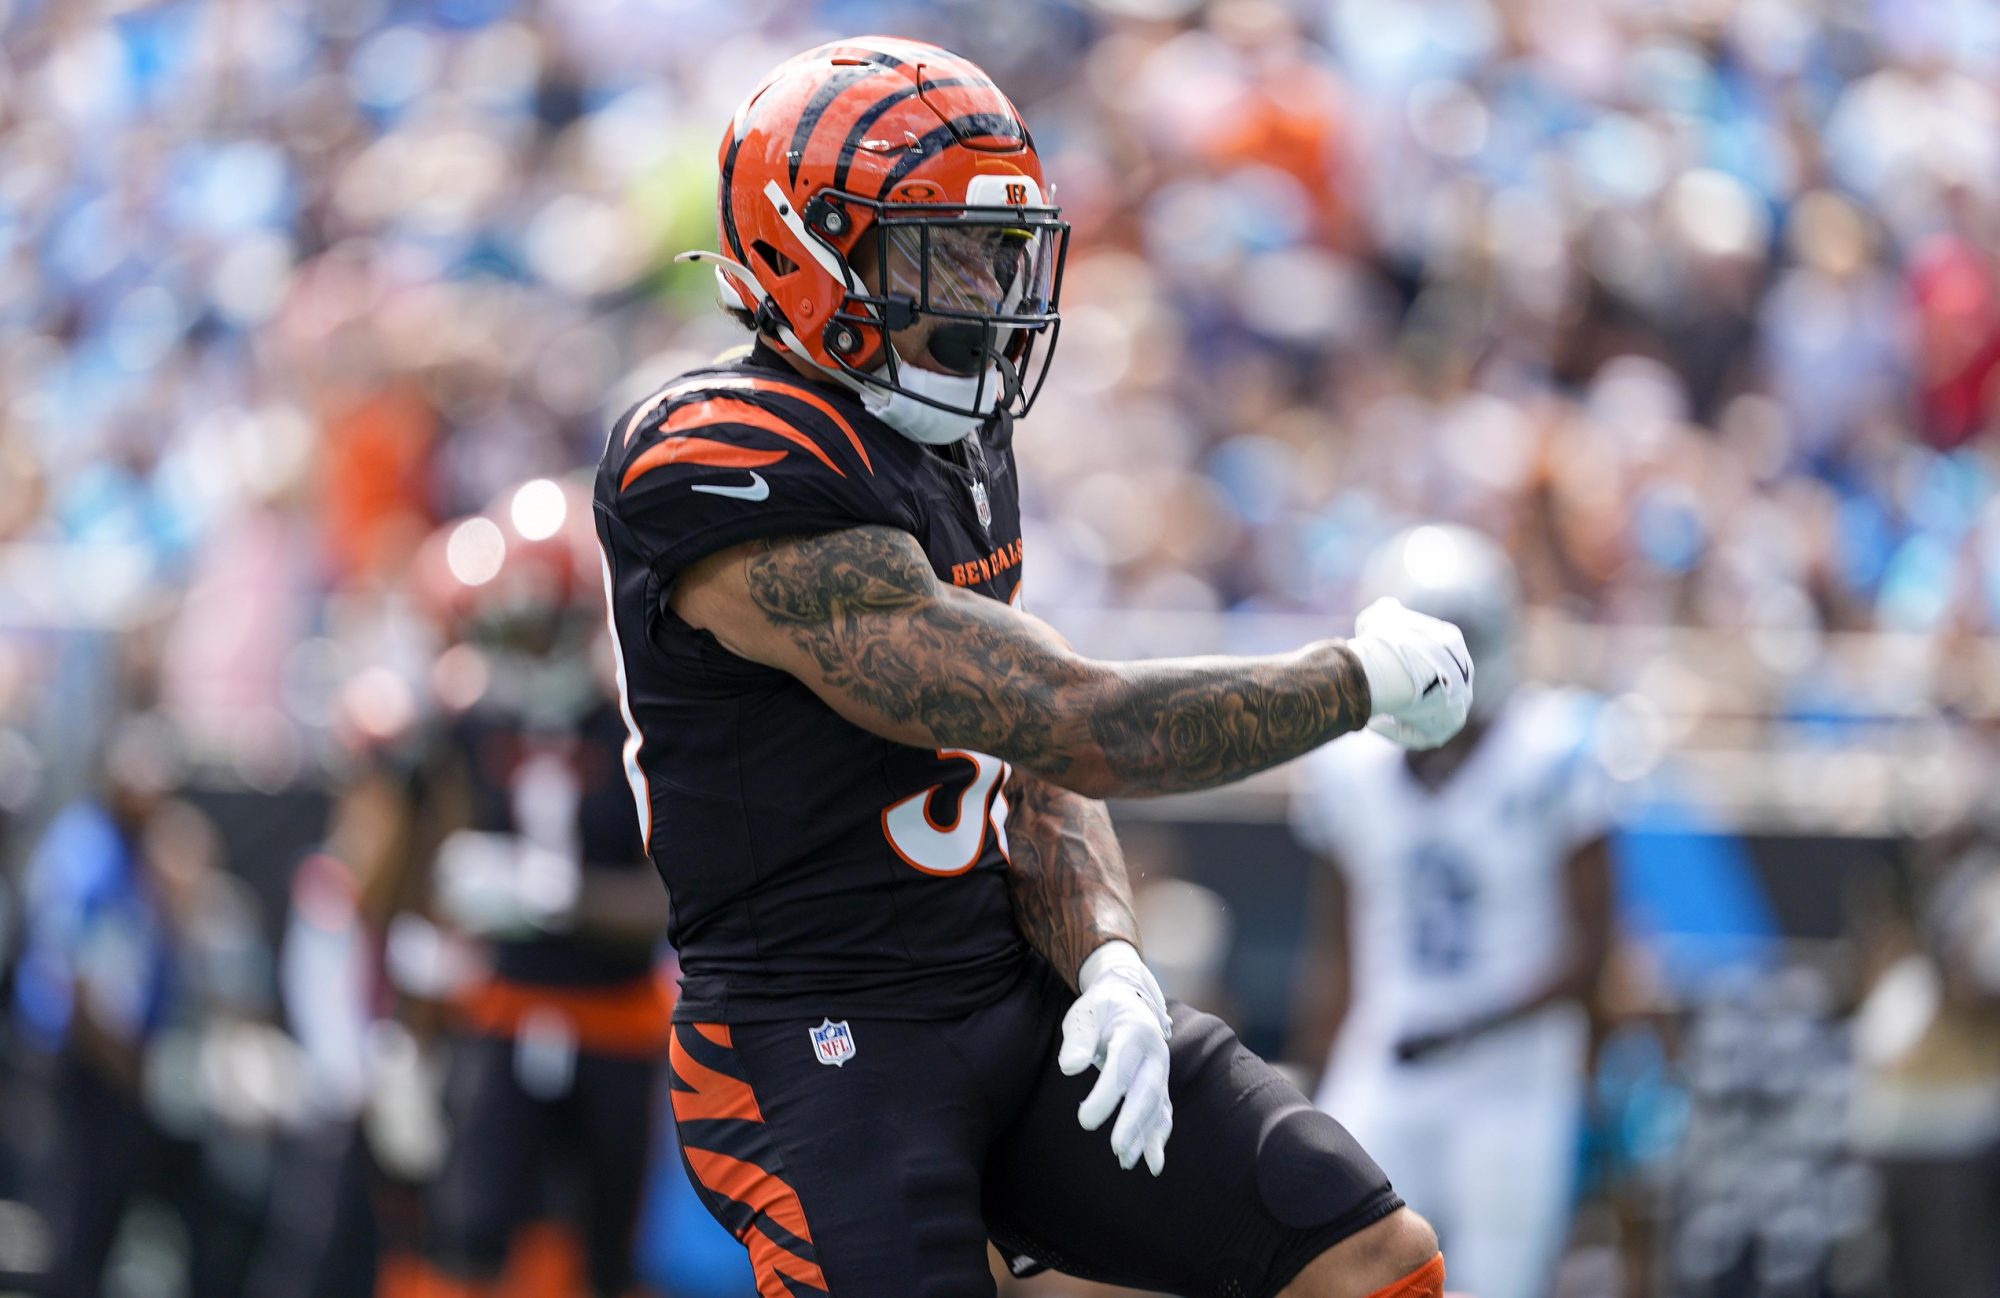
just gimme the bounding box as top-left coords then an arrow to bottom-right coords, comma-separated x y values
861,364 -> 1002,445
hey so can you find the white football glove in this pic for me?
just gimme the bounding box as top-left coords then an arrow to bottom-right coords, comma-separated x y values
1057,940 -> 1175,1175
1345,597 -> 1474,750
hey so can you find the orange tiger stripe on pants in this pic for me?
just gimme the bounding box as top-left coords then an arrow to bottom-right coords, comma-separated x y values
668,1023 -> 828,1296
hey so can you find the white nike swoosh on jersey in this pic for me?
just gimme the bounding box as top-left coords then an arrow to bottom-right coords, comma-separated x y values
690,472 -> 770,502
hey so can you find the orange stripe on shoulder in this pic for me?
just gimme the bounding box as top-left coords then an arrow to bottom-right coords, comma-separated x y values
617,385 -> 680,449
712,378 -> 874,476
622,436 -> 786,491
666,397 -> 846,478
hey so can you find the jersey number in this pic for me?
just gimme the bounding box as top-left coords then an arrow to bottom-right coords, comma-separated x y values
882,749 -> 1012,876
1409,842 -> 1476,973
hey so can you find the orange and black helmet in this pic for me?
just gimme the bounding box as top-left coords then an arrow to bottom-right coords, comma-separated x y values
411,476 -> 601,651
699,37 -> 1068,430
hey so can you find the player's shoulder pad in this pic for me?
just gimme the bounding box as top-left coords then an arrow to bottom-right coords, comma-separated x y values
599,366 -> 912,577
1510,686 -> 1603,759
1506,685 -> 1615,797
1303,724 -> 1401,783
1291,727 -> 1400,854
607,368 -> 879,496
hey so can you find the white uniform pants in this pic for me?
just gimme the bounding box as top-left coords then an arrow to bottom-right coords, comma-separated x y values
1317,1010 -> 1586,1298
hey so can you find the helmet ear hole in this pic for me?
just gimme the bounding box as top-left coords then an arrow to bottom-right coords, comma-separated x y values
751,240 -> 799,278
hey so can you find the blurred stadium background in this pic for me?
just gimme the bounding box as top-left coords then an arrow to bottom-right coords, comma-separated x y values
3,0 -> 2000,1295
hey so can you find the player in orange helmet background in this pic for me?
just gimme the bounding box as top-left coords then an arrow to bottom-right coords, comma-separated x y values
411,476 -> 672,1298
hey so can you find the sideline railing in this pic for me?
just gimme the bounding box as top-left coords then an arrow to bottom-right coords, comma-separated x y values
6,578 -> 1997,836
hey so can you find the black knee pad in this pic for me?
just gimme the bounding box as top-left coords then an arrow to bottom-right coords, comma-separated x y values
1255,1103 -> 1392,1231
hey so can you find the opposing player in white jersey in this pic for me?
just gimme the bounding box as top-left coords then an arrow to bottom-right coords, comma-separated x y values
1289,526 -> 1617,1298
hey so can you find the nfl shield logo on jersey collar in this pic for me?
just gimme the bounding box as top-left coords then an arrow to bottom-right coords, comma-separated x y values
809,1018 -> 856,1066
970,480 -> 992,532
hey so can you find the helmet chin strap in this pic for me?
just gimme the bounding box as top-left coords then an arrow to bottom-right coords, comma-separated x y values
857,366 -> 996,445
861,348 -> 1023,446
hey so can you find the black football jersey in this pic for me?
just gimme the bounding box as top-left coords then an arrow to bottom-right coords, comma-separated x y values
594,342 -> 1031,1023
443,698 -> 656,988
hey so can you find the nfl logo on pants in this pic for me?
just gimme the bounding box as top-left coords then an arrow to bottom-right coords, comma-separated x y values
810,1018 -> 856,1067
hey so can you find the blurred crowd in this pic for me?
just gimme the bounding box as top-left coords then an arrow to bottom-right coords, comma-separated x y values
4,0 -> 2000,1295
4,0 -> 2000,781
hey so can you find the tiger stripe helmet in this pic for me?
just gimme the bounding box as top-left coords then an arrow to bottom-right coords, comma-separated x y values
413,476 -> 601,645
706,37 -> 1068,431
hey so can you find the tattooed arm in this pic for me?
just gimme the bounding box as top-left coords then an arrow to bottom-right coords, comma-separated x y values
1002,770 -> 1140,987
671,525 -> 1373,799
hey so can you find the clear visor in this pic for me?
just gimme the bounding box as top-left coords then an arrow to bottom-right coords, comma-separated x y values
885,221 -> 1058,319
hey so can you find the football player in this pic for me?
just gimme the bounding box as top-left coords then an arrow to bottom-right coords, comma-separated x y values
1290,526 -> 1617,1298
595,37 -> 1472,1298
413,478 -> 674,1298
